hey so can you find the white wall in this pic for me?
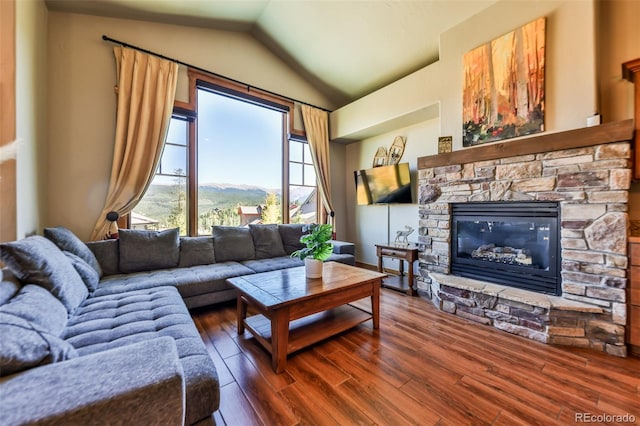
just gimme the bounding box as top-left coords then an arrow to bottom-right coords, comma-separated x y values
345,118 -> 439,266
47,12 -> 334,240
16,0 -> 48,238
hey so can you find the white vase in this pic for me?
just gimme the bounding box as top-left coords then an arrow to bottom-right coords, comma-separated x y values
305,258 -> 323,279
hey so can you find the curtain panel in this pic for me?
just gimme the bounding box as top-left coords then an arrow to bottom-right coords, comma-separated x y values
90,47 -> 178,240
300,105 -> 335,228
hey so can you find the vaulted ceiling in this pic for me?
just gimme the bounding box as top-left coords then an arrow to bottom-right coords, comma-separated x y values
45,0 -> 497,108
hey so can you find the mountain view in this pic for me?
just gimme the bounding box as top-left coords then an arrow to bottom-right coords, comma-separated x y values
133,181 -> 314,234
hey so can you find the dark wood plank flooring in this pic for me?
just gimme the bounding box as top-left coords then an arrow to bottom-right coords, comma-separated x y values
192,289 -> 640,425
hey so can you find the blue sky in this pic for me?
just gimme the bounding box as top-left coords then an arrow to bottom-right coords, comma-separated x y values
197,90 -> 282,189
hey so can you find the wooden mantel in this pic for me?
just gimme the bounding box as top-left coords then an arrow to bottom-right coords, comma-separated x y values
418,119 -> 634,170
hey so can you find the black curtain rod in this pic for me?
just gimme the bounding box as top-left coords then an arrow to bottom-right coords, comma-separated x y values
102,35 -> 333,113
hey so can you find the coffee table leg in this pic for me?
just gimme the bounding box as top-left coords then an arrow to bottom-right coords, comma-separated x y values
271,308 -> 289,373
372,281 -> 380,329
237,294 -> 247,335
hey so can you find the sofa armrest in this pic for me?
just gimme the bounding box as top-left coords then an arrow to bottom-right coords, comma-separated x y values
0,337 -> 185,426
331,240 -> 355,255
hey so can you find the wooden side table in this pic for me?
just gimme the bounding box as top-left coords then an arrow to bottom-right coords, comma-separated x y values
375,243 -> 419,296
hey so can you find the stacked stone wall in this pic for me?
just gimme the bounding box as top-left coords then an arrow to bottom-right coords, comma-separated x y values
417,142 -> 632,355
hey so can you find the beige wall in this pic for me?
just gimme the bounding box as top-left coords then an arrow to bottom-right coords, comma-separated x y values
47,12 -> 334,240
596,0 -> 640,220
16,0 -> 48,239
331,0 -> 597,144
597,0 -> 640,123
345,118 -> 440,266
336,0 -> 599,265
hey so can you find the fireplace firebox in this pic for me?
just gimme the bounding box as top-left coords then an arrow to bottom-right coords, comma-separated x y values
451,201 -> 560,295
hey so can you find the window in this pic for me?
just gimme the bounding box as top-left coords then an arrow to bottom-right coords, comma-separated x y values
197,88 -> 283,232
132,116 -> 189,235
133,71 -> 319,235
289,137 -> 317,223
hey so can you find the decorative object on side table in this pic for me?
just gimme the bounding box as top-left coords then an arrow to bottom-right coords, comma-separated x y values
394,225 -> 414,245
438,136 -> 452,154
291,223 -> 334,279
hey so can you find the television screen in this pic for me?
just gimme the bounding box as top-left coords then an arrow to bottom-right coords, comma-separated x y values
354,162 -> 413,205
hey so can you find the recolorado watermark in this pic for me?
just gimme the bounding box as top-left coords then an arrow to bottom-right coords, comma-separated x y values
575,412 -> 636,423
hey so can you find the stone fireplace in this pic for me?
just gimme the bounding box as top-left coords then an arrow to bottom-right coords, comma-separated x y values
416,120 -> 634,356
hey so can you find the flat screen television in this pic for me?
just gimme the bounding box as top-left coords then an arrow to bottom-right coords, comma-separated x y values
354,162 -> 413,205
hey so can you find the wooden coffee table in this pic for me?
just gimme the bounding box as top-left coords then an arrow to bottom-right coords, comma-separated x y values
226,262 -> 385,373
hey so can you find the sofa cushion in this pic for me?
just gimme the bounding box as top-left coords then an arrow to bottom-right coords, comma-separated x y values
85,239 -> 119,276
94,262 -> 255,299
62,286 -> 219,425
249,224 -> 286,259
0,270 -> 21,306
0,284 -> 68,336
44,226 -> 103,277
278,224 -> 305,255
0,236 -> 88,313
119,228 -> 180,273
241,256 -> 304,273
178,236 -> 215,267
64,252 -> 100,292
212,226 -> 255,262
0,312 -> 77,377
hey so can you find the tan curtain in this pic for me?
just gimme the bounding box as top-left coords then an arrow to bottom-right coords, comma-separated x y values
90,47 -> 178,240
301,104 -> 335,228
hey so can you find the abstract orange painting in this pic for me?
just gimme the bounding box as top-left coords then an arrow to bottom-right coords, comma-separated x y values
463,17 -> 546,146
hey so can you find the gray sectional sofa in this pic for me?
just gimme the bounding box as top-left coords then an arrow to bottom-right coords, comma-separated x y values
0,223 -> 355,425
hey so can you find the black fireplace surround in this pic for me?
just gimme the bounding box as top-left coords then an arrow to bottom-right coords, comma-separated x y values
450,201 -> 561,295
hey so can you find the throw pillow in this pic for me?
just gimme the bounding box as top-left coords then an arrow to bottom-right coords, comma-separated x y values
0,236 -> 89,313
44,226 -> 103,277
0,284 -> 68,336
0,313 -> 78,377
118,228 -> 180,273
64,252 -> 100,293
278,224 -> 306,255
249,224 -> 286,259
178,237 -> 215,267
85,239 -> 119,276
212,226 -> 255,262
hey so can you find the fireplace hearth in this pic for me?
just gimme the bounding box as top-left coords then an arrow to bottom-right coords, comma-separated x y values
451,201 -> 560,295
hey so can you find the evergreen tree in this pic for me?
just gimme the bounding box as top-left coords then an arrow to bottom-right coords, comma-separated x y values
261,193 -> 281,224
165,169 -> 187,234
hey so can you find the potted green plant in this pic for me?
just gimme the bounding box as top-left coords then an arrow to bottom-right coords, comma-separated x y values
291,223 -> 334,278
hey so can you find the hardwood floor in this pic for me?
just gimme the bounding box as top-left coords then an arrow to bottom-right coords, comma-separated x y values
192,289 -> 640,425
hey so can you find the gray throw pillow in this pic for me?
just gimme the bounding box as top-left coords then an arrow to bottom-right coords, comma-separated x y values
178,237 -> 215,267
0,313 -> 77,377
212,226 -> 255,262
64,252 -> 100,293
278,224 -> 306,255
118,228 -> 180,273
249,224 -> 286,259
44,226 -> 103,277
85,239 -> 119,276
0,284 -> 68,336
0,236 -> 88,314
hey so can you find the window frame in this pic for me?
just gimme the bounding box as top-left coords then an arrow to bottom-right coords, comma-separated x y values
130,69 -> 324,235
149,69 -> 320,235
